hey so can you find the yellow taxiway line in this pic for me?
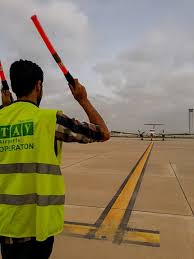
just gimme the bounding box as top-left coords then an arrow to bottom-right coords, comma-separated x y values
94,142 -> 153,241
63,142 -> 160,246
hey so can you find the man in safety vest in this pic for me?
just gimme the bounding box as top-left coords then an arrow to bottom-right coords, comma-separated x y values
0,59 -> 110,259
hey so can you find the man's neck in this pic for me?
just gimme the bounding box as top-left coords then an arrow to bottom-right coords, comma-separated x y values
15,99 -> 38,107
17,96 -> 37,105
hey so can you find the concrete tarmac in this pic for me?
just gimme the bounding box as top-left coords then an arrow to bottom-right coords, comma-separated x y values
2,138 -> 194,258
50,138 -> 194,259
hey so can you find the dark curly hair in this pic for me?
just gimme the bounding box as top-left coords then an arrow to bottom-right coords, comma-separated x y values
10,60 -> 43,98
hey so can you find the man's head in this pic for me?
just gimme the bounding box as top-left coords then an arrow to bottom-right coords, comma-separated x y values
10,60 -> 43,106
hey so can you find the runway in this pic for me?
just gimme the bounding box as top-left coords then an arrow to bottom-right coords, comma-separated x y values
0,138 -> 193,259
48,138 -> 194,259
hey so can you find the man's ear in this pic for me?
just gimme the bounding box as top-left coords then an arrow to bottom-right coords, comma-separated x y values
35,80 -> 42,93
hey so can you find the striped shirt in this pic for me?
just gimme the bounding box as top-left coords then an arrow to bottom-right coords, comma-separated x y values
56,112 -> 103,143
0,101 -> 104,143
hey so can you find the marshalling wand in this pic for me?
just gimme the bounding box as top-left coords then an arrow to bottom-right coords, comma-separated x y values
31,15 -> 75,88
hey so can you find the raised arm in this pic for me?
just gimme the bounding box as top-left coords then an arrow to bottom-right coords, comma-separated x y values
69,79 -> 110,141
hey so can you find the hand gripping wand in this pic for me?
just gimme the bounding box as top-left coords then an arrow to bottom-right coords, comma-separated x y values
0,61 -> 14,104
31,15 -> 75,88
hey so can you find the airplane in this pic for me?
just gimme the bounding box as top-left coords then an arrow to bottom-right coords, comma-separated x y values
138,124 -> 165,141
111,125 -> 165,141
112,122 -> 191,141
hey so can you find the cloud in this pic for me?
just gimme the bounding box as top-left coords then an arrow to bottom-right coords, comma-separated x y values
1,1 -> 194,134
0,0 -> 92,88
93,27 -> 194,133
0,0 -> 91,64
0,0 -> 95,120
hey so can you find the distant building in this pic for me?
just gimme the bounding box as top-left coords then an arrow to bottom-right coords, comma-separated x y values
188,109 -> 193,134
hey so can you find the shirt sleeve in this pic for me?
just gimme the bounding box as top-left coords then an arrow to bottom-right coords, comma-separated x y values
55,112 -> 104,143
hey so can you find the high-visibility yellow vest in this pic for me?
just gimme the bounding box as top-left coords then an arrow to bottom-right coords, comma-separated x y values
0,102 -> 65,241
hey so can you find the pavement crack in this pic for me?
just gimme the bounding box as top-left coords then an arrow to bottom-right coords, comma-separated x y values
133,209 -> 193,218
61,155 -> 100,169
169,161 -> 194,216
61,151 -> 113,169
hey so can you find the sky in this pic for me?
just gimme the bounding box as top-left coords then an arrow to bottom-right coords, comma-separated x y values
1,0 -> 194,133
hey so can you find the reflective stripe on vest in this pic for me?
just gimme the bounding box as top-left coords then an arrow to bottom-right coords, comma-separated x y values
0,193 -> 65,206
0,163 -> 61,175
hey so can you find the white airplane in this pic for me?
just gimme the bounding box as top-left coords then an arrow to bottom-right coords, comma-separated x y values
138,123 -> 165,140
